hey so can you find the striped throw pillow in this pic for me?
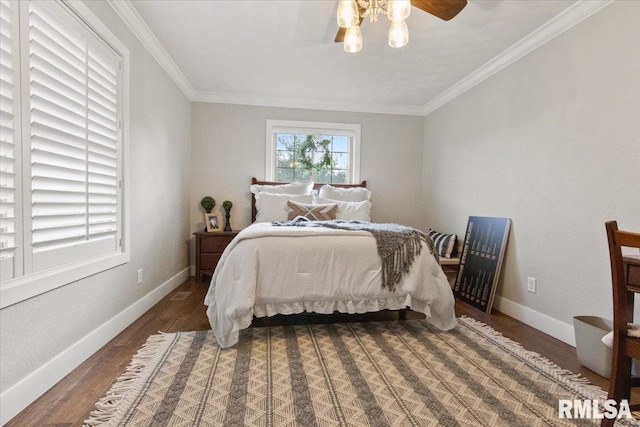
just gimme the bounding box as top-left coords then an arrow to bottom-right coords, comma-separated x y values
428,229 -> 457,259
287,201 -> 338,221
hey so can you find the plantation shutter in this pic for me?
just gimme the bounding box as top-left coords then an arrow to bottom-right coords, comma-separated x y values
28,1 -> 121,272
0,0 -> 20,281
87,46 -> 119,242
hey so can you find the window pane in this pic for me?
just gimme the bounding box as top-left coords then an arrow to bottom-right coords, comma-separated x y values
333,136 -> 348,152
317,135 -> 332,149
293,166 -> 311,182
332,170 -> 348,184
315,168 -> 331,184
332,153 -> 348,170
267,121 -> 358,185
313,151 -> 329,165
276,150 -> 294,168
276,134 -> 294,150
276,168 -> 293,182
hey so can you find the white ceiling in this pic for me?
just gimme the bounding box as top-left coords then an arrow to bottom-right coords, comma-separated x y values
120,0 -> 611,115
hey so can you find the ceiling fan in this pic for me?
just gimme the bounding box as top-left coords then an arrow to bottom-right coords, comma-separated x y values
335,0 -> 467,52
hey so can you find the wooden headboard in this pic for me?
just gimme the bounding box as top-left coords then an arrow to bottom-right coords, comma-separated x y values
251,177 -> 367,222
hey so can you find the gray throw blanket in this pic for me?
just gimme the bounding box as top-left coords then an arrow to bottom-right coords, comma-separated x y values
272,217 -> 437,291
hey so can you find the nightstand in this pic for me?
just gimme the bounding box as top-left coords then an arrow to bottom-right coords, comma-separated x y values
194,230 -> 240,281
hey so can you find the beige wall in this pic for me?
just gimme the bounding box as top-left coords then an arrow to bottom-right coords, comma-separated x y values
0,0 -> 192,413
3,0 -> 638,419
423,0 -> 640,336
190,103 -> 425,261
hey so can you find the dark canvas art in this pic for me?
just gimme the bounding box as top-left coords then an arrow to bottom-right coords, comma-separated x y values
453,216 -> 511,312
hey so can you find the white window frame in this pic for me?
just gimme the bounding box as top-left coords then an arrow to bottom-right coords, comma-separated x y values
265,120 -> 361,184
0,0 -> 130,309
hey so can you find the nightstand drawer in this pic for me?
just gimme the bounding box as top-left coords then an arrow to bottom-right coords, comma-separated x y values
194,230 -> 241,281
201,253 -> 222,270
201,236 -> 234,253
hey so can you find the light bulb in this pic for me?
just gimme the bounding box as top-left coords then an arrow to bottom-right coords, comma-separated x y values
344,25 -> 362,53
387,0 -> 411,22
337,0 -> 359,28
388,19 -> 408,48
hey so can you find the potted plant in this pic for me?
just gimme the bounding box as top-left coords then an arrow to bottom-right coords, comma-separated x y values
222,200 -> 233,232
200,196 -> 216,231
200,196 -> 216,213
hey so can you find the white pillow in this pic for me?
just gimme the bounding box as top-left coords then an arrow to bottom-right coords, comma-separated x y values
250,181 -> 313,195
255,193 -> 312,222
314,196 -> 371,222
318,184 -> 371,202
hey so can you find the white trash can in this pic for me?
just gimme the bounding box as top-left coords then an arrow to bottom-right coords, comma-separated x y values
573,316 -> 614,378
573,315 -> 639,379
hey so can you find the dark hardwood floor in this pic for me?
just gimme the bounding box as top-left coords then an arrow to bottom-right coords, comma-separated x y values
6,275 -> 610,426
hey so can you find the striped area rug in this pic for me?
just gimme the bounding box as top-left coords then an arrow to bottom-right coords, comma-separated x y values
84,318 -> 633,426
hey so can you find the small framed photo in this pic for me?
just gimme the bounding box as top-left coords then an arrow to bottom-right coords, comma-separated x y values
205,213 -> 220,232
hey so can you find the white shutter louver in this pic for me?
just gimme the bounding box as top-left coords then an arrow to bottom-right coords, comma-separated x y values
0,0 -> 128,304
87,47 -> 119,239
28,1 -> 120,272
0,0 -> 19,281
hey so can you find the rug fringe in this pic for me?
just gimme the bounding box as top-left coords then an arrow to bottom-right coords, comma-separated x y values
457,316 -> 608,399
83,332 -> 172,426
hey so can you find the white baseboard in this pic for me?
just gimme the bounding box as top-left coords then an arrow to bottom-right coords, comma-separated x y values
0,267 -> 189,425
493,295 -> 576,346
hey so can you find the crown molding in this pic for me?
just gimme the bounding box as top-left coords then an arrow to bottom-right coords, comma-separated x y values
107,0 -> 612,117
422,0 -> 614,116
192,91 -> 426,116
107,0 -> 196,100
106,0 -> 419,115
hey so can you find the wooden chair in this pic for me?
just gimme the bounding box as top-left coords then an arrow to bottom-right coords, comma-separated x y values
602,221 -> 640,427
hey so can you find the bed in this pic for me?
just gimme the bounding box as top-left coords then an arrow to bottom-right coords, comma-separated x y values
204,178 -> 456,347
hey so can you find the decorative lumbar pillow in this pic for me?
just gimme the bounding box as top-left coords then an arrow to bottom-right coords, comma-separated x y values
428,229 -> 457,259
250,181 -> 313,195
314,196 -> 371,222
318,184 -> 371,202
287,201 -> 338,221
255,193 -> 312,222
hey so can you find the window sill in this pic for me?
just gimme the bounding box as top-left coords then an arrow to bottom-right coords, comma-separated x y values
0,251 -> 129,309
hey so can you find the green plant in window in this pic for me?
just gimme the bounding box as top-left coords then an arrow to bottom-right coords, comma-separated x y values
297,135 -> 331,173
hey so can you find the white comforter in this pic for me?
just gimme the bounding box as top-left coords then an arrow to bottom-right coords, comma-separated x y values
205,222 -> 456,347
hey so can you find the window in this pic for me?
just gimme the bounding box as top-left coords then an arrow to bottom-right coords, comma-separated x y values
0,0 -> 129,308
265,120 -> 361,184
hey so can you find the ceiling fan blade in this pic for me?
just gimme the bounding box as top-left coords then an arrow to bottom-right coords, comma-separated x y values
411,0 -> 467,21
334,12 -> 365,43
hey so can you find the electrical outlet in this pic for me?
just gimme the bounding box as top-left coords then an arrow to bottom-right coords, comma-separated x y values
527,277 -> 536,293
137,269 -> 143,285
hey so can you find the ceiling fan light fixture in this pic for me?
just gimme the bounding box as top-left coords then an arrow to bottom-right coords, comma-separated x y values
344,25 -> 363,52
337,0 -> 359,28
387,0 -> 411,22
388,19 -> 408,48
